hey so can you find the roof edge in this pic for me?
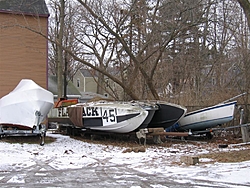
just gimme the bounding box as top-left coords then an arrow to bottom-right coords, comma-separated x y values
0,10 -> 50,18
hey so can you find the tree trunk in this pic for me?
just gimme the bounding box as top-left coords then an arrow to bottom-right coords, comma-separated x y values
57,0 -> 65,99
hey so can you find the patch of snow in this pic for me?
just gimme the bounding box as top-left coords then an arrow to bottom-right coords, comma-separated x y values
199,158 -> 214,162
7,175 -> 25,183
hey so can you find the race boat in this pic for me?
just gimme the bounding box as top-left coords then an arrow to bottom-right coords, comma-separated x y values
132,101 -> 159,130
0,79 -> 54,130
147,101 -> 187,129
167,101 -> 237,132
67,101 -> 151,133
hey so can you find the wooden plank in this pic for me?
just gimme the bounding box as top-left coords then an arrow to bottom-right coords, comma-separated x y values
148,131 -> 190,137
147,128 -> 165,133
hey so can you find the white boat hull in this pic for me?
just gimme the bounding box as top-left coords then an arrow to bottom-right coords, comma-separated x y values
0,79 -> 54,129
68,101 -> 149,133
175,101 -> 236,131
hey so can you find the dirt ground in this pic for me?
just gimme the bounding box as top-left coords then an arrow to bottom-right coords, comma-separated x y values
70,131 -> 250,163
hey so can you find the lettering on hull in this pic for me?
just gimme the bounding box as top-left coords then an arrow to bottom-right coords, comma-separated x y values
82,107 -> 117,126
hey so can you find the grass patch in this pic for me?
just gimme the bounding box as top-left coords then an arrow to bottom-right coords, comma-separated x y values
199,149 -> 250,163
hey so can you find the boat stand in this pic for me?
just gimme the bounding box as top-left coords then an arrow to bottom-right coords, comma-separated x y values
136,128 -> 191,145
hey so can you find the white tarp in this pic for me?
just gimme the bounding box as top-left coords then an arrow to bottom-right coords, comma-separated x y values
0,79 -> 54,129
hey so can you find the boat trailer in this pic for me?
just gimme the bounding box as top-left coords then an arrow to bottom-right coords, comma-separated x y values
0,125 -> 46,145
0,111 -> 47,146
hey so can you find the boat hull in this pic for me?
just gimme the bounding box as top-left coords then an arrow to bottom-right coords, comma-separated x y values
174,101 -> 237,131
68,101 -> 149,133
133,101 -> 159,130
0,79 -> 54,129
147,101 -> 187,129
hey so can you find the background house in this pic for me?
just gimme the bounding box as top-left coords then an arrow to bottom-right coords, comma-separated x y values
73,69 -> 98,94
0,0 -> 49,98
72,69 -> 109,102
48,75 -> 81,100
103,67 -> 125,100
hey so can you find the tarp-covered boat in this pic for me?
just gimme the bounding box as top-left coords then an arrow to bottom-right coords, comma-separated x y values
67,101 -> 156,133
0,79 -> 54,130
167,101 -> 237,132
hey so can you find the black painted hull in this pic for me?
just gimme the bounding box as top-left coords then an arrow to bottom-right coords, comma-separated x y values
147,101 -> 187,129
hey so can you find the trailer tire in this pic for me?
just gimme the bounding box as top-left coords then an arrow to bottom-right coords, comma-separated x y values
206,132 -> 213,139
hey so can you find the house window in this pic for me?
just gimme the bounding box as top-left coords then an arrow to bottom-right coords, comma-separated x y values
212,77 -> 216,86
77,79 -> 80,87
105,78 -> 109,87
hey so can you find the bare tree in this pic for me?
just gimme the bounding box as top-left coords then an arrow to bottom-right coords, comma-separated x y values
74,0 -> 209,100
43,0 -> 249,109
48,0 -> 83,98
56,0 -> 65,99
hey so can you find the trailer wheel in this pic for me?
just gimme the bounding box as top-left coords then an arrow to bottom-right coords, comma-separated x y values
206,132 -> 213,139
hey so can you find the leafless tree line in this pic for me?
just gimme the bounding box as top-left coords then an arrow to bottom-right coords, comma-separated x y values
47,0 -> 250,111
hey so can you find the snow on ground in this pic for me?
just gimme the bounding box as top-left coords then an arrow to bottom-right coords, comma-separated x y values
0,132 -> 250,187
